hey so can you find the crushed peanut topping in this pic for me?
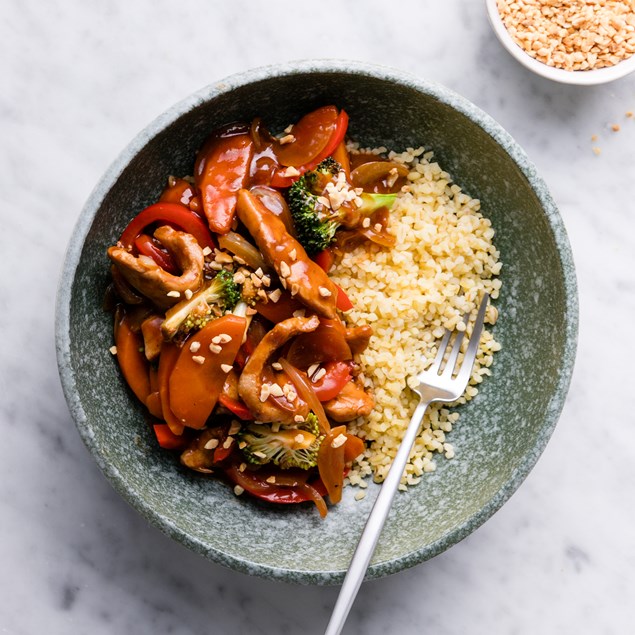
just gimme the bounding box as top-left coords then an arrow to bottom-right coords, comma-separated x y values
204,438 -> 219,450
318,286 -> 332,297
202,246 -> 212,256
209,343 -> 222,354
192,355 -> 206,365
220,364 -> 233,373
222,437 -> 234,449
279,134 -> 296,145
271,362 -> 283,371
109,346 -> 118,355
294,414 -> 305,423
184,288 -> 193,300
283,166 -> 301,178
189,341 -> 201,353
269,383 -> 284,397
312,367 -> 327,383
497,0 -> 635,71
214,250 -> 234,264
324,170 -> 363,211
266,475 -> 277,483
259,384 -> 271,402
268,289 -> 282,303
234,485 -> 244,496
279,260 -> 291,278
331,433 -> 348,449
167,290 -> 181,298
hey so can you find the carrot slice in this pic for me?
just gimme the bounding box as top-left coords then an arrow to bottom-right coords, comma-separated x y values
114,312 -> 151,405
168,315 -> 247,429
275,106 -> 339,167
157,342 -> 185,435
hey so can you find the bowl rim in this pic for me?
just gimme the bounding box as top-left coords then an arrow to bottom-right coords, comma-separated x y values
484,0 -> 635,85
56,59 -> 579,585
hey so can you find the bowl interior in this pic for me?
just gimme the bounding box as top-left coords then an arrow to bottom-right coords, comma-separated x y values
59,65 -> 577,583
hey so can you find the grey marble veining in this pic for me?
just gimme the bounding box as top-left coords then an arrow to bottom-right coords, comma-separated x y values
1,0 -> 634,633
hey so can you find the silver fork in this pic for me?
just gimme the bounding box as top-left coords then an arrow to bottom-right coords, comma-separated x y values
324,293 -> 490,635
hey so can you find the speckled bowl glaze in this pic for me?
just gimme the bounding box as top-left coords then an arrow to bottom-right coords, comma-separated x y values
56,60 -> 578,585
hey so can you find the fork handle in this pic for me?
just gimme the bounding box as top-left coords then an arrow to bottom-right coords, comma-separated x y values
324,398 -> 431,635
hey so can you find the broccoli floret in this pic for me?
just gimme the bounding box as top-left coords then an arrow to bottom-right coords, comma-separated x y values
237,413 -> 324,470
161,269 -> 240,339
287,159 -> 397,255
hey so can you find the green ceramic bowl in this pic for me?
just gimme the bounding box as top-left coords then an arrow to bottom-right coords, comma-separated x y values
56,60 -> 578,585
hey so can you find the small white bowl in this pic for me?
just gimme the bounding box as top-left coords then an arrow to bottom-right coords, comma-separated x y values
485,0 -> 635,85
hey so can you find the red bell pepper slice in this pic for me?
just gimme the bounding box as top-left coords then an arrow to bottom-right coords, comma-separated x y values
336,285 -> 354,312
313,248 -> 334,273
286,319 -> 352,368
225,463 -> 328,504
134,234 -> 178,274
119,202 -> 215,251
218,394 -> 253,420
254,290 -> 306,323
313,249 -> 355,311
310,361 -> 352,402
153,423 -> 187,450
304,109 -> 349,172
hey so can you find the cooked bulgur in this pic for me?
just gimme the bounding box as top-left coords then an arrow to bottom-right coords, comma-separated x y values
331,145 -> 502,489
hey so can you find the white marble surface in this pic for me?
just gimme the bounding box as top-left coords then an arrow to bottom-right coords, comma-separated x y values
2,1 -> 634,633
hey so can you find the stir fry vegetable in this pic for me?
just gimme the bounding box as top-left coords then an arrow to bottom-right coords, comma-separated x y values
106,105 -> 400,516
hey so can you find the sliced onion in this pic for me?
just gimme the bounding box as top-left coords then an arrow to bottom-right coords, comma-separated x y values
279,358 -> 330,435
351,161 -> 409,187
297,482 -> 328,518
218,231 -> 269,272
